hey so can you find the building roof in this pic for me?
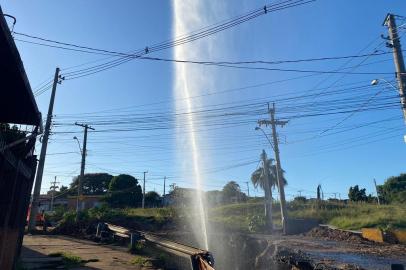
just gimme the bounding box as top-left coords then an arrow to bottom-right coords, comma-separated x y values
0,7 -> 41,126
67,195 -> 105,199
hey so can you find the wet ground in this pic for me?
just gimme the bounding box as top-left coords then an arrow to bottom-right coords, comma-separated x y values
161,227 -> 406,270
263,236 -> 406,269
36,222 -> 406,270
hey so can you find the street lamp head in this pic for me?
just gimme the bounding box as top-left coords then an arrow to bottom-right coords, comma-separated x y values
73,136 -> 78,140
255,127 -> 260,131
371,79 -> 379,86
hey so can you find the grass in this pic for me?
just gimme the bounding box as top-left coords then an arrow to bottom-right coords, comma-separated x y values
48,251 -> 83,268
48,251 -> 99,268
57,200 -> 405,234
129,240 -> 146,254
207,201 -> 406,232
130,255 -> 153,267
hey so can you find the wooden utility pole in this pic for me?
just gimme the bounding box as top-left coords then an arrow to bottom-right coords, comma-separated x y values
374,179 -> 381,205
384,14 -> 406,121
245,181 -> 250,197
50,176 -> 60,211
142,171 -> 148,208
258,103 -> 288,233
29,67 -> 61,231
75,122 -> 94,214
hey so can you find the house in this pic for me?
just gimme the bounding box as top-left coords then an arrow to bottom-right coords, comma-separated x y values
0,6 -> 42,270
67,195 -> 104,210
36,194 -> 68,212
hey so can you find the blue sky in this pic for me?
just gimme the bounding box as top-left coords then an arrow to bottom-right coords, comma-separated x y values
3,0 -> 406,199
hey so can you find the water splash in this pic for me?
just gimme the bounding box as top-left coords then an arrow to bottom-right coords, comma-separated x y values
172,0 -> 215,250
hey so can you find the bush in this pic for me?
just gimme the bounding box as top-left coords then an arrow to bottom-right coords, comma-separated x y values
248,214 -> 266,232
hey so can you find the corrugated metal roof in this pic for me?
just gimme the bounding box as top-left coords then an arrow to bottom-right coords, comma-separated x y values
0,6 -> 41,126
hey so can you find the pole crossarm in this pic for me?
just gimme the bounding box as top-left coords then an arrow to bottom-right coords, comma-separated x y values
258,119 -> 289,127
75,122 -> 95,130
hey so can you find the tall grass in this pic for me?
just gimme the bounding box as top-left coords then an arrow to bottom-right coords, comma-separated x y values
208,201 -> 406,232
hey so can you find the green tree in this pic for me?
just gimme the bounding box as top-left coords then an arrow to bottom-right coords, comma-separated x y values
348,185 -> 368,202
251,151 -> 287,192
0,123 -> 27,158
251,150 -> 287,228
222,181 -> 247,204
104,174 -> 142,207
70,173 -> 113,195
377,174 -> 406,204
145,191 -> 161,208
52,185 -> 71,198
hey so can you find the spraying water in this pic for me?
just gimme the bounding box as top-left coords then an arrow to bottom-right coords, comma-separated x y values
172,0 -> 211,250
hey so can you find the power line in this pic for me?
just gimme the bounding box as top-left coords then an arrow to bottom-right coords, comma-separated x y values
15,0 -> 317,81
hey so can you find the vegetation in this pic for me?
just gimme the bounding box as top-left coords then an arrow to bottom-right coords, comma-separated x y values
222,181 -> 247,204
250,150 -> 287,226
104,174 -> 142,207
348,185 -> 375,202
130,255 -> 153,267
208,200 -> 406,232
144,191 -> 161,208
0,123 -> 28,158
378,174 -> 406,204
48,251 -> 84,268
251,150 -> 287,191
70,173 -> 113,195
52,172 -> 405,235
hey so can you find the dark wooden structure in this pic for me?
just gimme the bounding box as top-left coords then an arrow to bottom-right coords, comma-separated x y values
0,6 -> 41,270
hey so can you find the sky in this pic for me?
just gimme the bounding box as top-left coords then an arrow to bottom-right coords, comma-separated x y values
2,0 -> 406,200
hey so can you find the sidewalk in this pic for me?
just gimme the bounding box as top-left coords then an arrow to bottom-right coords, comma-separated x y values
21,234 -> 159,270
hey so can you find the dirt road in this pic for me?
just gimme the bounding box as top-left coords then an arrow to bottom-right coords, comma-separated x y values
21,234 -> 159,270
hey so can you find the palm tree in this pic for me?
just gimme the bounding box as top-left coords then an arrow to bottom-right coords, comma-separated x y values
251,150 -> 287,229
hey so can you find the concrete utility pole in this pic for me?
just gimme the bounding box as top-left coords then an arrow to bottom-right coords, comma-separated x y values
142,171 -> 148,208
384,14 -> 406,121
258,103 -> 288,233
29,67 -> 61,231
50,176 -> 60,211
163,176 -> 166,207
75,122 -> 94,214
245,181 -> 250,197
373,179 -> 381,205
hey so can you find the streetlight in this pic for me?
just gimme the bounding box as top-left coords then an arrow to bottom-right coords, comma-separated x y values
73,136 -> 82,215
255,126 -> 274,151
372,78 -> 406,142
370,78 -> 399,92
73,136 -> 82,154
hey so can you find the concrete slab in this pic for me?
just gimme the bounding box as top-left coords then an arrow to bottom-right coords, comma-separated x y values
21,234 -> 160,270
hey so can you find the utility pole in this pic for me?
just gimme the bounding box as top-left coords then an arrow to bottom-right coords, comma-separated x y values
245,181 -> 250,197
75,122 -> 94,214
29,67 -> 62,231
163,176 -> 166,207
317,185 -> 322,201
373,179 -> 381,205
258,103 -> 288,233
142,171 -> 148,208
384,14 -> 406,121
50,176 -> 60,211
